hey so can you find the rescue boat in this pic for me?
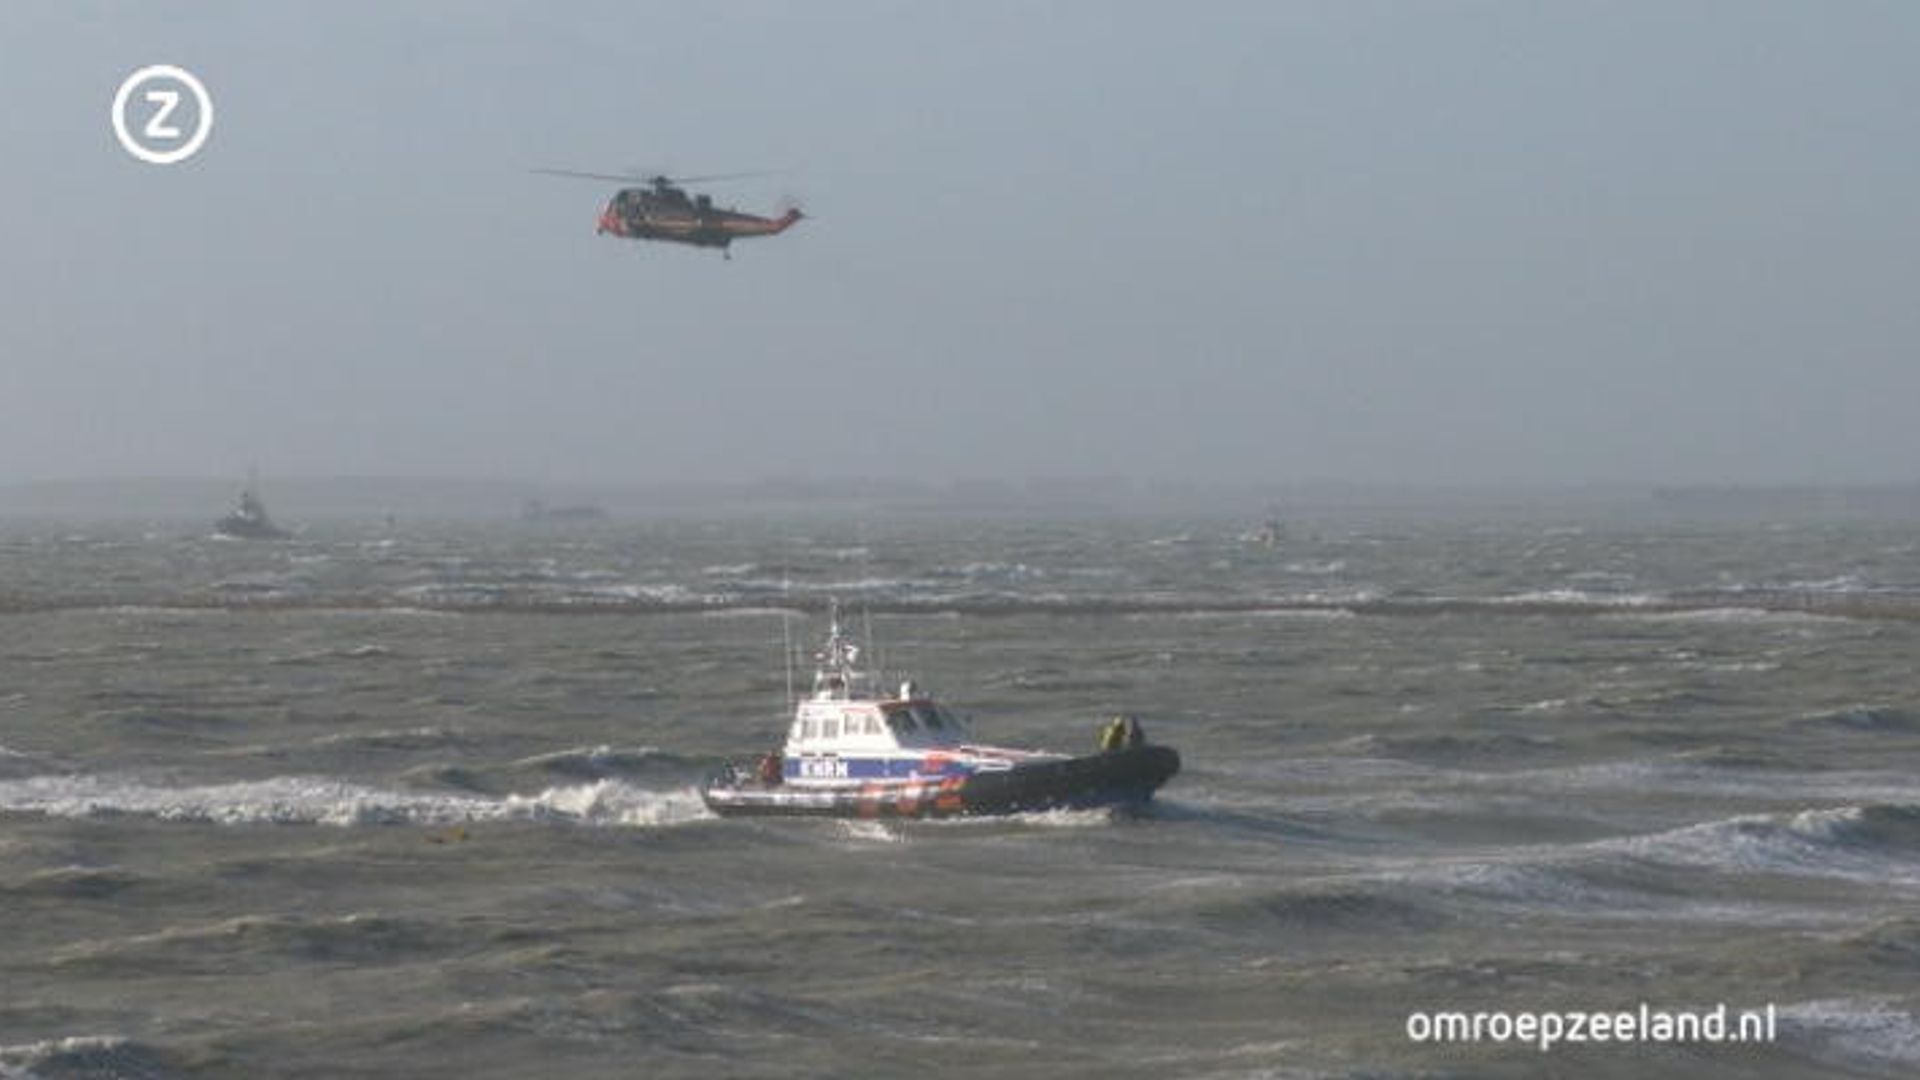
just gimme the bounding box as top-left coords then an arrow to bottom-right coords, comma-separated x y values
700,606 -> 1179,819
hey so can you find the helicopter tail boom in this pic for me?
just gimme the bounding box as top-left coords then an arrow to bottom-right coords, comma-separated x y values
746,208 -> 805,235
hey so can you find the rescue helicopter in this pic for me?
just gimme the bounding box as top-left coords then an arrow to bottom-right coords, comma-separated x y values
534,168 -> 804,258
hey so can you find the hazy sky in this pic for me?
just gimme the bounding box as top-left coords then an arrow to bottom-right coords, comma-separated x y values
4,1 -> 1917,487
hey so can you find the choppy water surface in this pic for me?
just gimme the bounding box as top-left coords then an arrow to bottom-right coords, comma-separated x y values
3,515 -> 1919,1078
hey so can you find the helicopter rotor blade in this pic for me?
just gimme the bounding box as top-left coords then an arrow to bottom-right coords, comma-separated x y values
531,167 -> 775,185
664,170 -> 776,184
530,168 -> 654,183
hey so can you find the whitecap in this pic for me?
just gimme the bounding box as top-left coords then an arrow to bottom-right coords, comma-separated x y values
699,605 -> 807,618
1609,607 -> 1851,626
833,819 -> 903,844
1496,589 -> 1660,607
1603,805 -> 1920,886
0,1035 -> 140,1080
700,562 -> 760,576
508,744 -> 661,770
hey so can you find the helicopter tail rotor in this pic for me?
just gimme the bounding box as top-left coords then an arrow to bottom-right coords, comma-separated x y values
772,206 -> 806,232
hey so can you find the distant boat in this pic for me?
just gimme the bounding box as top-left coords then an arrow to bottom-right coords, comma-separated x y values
214,481 -> 293,540
1238,517 -> 1283,548
520,498 -> 609,522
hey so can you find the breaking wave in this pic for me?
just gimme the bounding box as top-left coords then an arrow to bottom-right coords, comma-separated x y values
1779,997 -> 1920,1070
7,585 -> 1919,620
0,1036 -> 176,1080
1143,878 -> 1445,934
1792,706 -> 1920,734
0,865 -> 147,901
1352,804 -> 1920,920
1604,804 -> 1920,884
0,774 -> 711,828
50,912 -> 479,974
505,744 -> 689,779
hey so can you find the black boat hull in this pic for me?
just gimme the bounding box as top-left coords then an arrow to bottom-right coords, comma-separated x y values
700,744 -> 1180,819
214,519 -> 292,541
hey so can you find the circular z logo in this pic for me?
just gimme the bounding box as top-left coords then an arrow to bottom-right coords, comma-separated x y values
111,65 -> 214,165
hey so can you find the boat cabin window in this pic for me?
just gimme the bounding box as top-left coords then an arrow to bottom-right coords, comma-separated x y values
801,719 -> 818,740
821,718 -> 839,740
885,710 -> 914,734
912,704 -> 943,730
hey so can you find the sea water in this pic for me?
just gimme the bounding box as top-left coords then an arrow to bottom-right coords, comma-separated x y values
2,515 -> 1917,1077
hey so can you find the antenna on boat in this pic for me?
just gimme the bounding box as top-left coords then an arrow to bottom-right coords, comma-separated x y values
781,547 -> 795,713
856,519 -> 882,690
781,610 -> 795,714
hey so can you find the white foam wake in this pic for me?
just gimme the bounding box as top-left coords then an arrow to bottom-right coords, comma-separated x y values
0,1036 -> 136,1080
0,774 -> 711,828
1780,997 -> 1920,1068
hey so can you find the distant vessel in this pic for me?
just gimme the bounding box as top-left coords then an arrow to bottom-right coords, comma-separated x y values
701,603 -> 1179,818
213,479 -> 292,540
520,498 -> 609,523
1238,516 -> 1283,548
